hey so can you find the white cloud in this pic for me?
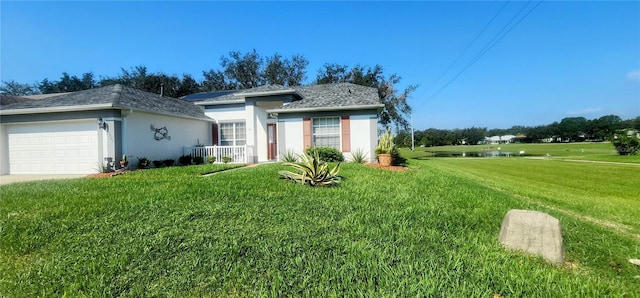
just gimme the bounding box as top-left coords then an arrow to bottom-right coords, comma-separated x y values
627,70 -> 640,82
566,107 -> 603,115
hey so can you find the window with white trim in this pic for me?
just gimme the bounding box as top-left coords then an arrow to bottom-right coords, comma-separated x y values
312,117 -> 340,149
219,122 -> 246,146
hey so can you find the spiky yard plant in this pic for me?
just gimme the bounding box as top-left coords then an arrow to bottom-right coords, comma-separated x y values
279,151 -> 341,187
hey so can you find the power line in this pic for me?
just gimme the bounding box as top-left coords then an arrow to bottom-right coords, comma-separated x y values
420,1 -> 510,98
419,0 -> 544,105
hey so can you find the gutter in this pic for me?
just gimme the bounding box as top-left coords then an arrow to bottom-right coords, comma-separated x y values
0,103 -> 214,122
267,104 -> 385,114
235,89 -> 301,98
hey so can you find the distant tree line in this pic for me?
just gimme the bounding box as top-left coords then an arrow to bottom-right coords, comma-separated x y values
0,50 -> 415,128
395,115 -> 640,147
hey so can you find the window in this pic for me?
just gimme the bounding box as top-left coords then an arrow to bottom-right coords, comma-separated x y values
312,117 -> 340,149
219,122 -> 246,146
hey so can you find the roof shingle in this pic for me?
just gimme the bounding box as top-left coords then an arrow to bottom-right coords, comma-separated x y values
0,84 -> 210,120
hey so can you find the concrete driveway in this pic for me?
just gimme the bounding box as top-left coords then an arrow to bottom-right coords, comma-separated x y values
0,174 -> 86,185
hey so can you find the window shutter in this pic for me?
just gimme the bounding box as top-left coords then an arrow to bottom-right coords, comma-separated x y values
303,118 -> 312,149
341,116 -> 351,152
212,123 -> 219,145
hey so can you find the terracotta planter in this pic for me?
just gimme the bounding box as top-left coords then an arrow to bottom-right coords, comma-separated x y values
378,153 -> 393,167
120,161 -> 129,168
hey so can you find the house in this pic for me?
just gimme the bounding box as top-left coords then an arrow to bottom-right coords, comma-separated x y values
1,82 -> 384,175
186,82 -> 384,163
0,84 -> 213,174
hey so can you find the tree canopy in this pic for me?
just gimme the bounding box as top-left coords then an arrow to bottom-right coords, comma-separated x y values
394,115 -> 640,147
315,63 -> 417,129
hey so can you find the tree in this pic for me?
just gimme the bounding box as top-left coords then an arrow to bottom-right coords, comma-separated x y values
0,80 -> 39,95
611,129 -> 639,155
221,50 -> 265,89
201,69 -> 235,91
263,54 -> 309,86
462,127 -> 487,145
99,66 -> 199,98
38,72 -> 96,94
315,63 -> 416,129
557,117 -> 588,141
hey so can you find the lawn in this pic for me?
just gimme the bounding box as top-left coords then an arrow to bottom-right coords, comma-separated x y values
1,161 -> 639,296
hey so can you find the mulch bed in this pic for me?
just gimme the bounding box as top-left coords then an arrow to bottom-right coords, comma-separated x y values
365,163 -> 409,171
86,171 -> 129,178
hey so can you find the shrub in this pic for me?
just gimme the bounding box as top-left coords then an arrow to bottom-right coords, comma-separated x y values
375,128 -> 395,155
152,160 -> 163,168
281,149 -> 298,162
163,159 -> 175,167
137,157 -> 150,169
391,148 -> 407,166
193,156 -> 204,165
349,148 -> 368,164
279,151 -> 341,187
178,155 -> 193,166
306,147 -> 344,162
206,156 -> 217,164
612,129 -> 639,155
222,156 -> 232,163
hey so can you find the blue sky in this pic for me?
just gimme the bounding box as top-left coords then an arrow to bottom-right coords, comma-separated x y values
1,1 -> 639,130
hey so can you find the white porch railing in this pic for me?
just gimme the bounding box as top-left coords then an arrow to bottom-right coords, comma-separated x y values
184,145 -> 248,164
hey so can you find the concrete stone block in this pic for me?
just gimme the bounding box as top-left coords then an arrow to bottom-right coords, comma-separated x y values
499,209 -> 565,265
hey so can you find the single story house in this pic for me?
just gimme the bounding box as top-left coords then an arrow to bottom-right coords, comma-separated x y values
1,82 -> 384,175
186,82 -> 383,163
0,84 -> 213,174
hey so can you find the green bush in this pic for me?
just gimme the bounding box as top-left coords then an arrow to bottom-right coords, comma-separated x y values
206,156 -> 216,164
281,149 -> 298,162
375,128 -> 395,155
612,129 -> 639,155
349,148 -> 368,164
163,159 -> 175,167
306,147 -> 344,162
222,156 -> 232,164
279,151 -> 341,187
137,157 -> 150,169
193,156 -> 204,165
152,160 -> 163,168
178,155 -> 193,165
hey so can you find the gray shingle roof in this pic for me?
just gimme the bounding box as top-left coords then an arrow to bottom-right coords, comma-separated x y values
195,82 -> 382,112
0,94 -> 33,106
0,84 -> 210,120
279,83 -> 382,111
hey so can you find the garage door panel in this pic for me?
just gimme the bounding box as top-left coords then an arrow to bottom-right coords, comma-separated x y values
7,121 -> 99,174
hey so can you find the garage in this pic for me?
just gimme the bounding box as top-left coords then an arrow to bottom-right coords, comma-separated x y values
6,120 -> 99,174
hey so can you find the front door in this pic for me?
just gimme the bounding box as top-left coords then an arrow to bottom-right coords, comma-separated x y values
267,123 -> 277,160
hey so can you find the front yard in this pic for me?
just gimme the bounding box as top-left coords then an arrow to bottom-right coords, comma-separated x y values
1,161 -> 638,296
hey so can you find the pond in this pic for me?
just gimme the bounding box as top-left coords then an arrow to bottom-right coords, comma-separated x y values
421,151 -> 530,158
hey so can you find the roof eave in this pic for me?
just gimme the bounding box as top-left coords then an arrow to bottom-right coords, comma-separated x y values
113,104 -> 215,122
0,103 -> 113,115
194,99 -> 246,106
235,89 -> 301,98
267,104 -> 384,114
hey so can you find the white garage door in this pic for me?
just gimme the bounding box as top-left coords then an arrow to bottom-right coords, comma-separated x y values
7,121 -> 99,174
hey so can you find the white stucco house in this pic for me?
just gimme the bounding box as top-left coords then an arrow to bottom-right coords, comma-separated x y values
0,84 -> 213,174
0,82 -> 384,175
185,82 -> 383,163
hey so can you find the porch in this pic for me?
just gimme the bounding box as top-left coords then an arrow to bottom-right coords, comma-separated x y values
183,145 -> 251,164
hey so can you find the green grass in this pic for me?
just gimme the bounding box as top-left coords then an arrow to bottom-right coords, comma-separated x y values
403,142 -> 640,164
1,161 -> 639,296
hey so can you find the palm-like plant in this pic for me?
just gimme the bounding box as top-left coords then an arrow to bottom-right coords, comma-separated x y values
279,151 -> 341,187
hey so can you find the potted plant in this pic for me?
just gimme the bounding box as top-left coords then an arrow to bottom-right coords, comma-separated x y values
120,154 -> 129,168
375,128 -> 394,166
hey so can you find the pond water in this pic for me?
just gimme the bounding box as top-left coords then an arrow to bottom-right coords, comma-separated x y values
422,151 -> 525,158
